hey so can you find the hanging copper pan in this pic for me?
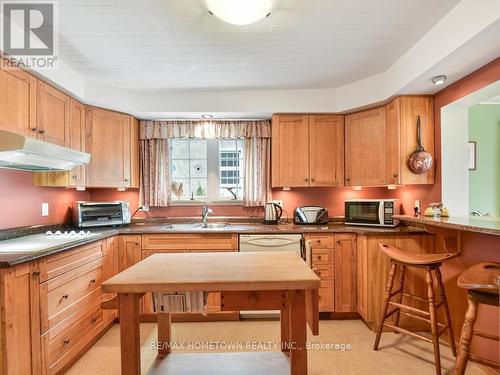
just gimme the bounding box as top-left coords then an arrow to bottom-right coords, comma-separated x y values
407,115 -> 433,174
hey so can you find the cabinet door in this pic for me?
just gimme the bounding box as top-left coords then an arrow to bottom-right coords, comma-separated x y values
0,261 -> 42,375
85,108 -> 129,187
345,108 -> 387,186
129,116 -> 140,188
385,99 -> 401,185
271,114 -> 310,187
334,234 -> 357,312
118,235 -> 142,272
37,81 -> 70,146
0,65 -> 37,137
309,115 -> 344,186
356,235 -> 368,320
68,99 -> 86,186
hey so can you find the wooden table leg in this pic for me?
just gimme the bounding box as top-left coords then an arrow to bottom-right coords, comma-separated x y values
288,289 -> 307,375
281,291 -> 290,354
158,312 -> 172,355
119,293 -> 141,375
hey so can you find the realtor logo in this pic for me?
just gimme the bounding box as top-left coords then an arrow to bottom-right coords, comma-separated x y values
1,1 -> 58,69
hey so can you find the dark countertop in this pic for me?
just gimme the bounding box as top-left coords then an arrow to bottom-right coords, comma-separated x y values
394,215 -> 500,237
0,221 -> 426,268
0,229 -> 119,268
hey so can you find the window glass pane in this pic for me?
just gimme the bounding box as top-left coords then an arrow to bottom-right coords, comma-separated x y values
190,159 -> 207,178
219,139 -> 244,200
190,140 -> 207,159
171,139 -> 189,159
171,179 -> 189,200
191,179 -> 208,198
172,159 -> 189,179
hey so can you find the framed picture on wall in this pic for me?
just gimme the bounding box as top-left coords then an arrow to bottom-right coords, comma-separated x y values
468,141 -> 476,170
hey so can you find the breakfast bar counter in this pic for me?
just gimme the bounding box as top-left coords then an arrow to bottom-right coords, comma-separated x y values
101,251 -> 321,375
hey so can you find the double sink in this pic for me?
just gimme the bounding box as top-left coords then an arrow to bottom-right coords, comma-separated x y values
161,223 -> 231,230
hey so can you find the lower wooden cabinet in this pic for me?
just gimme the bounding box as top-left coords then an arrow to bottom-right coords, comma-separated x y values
356,233 -> 437,330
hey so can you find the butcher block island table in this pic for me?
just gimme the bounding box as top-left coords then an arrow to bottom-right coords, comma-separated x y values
101,251 -> 321,375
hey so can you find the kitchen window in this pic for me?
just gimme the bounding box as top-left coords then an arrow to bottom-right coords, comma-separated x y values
170,138 -> 244,203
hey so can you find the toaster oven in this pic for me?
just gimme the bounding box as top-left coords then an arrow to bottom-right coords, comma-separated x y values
294,206 -> 329,225
72,201 -> 131,228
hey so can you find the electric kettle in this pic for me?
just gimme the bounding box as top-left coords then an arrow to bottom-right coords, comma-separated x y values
264,203 -> 283,224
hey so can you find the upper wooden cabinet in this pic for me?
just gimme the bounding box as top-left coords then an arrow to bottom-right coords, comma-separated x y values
85,107 -> 140,188
36,81 -> 70,146
272,114 -> 344,187
0,65 -> 37,137
345,96 -> 434,186
345,107 -> 387,186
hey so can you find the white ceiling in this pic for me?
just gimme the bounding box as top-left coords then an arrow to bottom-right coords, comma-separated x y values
58,0 -> 461,91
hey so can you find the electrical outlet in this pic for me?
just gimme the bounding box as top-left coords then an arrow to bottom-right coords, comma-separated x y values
272,200 -> 283,208
139,205 -> 149,212
41,203 -> 49,217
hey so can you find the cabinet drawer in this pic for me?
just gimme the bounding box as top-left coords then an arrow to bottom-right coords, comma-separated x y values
44,303 -> 103,369
306,235 -> 334,249
311,249 -> 333,264
40,258 -> 103,332
312,264 -> 333,280
318,281 -> 334,312
39,241 -> 103,282
142,234 -> 238,251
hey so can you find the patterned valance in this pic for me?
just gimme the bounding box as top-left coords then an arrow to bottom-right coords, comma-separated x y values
140,120 -> 271,140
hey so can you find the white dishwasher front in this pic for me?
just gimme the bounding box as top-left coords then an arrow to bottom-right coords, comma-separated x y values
238,234 -> 304,319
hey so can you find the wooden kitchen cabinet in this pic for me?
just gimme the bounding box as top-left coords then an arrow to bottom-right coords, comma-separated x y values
345,107 -> 387,186
33,99 -> 87,188
85,107 -> 140,188
0,64 -> 37,138
306,234 -> 335,312
37,80 -> 70,146
102,236 -> 119,324
118,235 -> 142,272
385,96 -> 434,185
356,233 -> 438,330
309,115 -> 344,186
0,261 -> 42,375
333,234 -> 357,312
272,114 -> 344,187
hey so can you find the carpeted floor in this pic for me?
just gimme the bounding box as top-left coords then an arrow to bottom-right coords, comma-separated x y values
66,320 -> 487,374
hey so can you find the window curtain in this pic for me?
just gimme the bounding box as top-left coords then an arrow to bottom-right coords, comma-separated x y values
139,119 -> 272,207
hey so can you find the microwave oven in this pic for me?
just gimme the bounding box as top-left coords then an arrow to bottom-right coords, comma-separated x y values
344,199 -> 400,227
72,201 -> 131,228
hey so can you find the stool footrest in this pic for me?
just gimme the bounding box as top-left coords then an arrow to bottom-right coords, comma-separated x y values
402,292 -> 429,304
437,324 -> 449,337
384,307 -> 399,319
389,301 -> 430,317
383,323 -> 433,343
390,288 -> 403,297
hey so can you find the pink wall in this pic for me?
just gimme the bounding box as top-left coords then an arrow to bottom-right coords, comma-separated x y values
0,169 -> 90,229
88,185 -> 435,220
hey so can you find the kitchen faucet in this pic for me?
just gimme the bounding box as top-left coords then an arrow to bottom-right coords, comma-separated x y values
201,205 -> 213,227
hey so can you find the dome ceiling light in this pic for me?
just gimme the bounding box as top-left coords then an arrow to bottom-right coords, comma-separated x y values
431,75 -> 447,86
206,0 -> 274,25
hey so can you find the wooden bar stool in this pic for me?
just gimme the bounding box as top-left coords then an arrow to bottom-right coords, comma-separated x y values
454,262 -> 500,375
373,243 -> 459,375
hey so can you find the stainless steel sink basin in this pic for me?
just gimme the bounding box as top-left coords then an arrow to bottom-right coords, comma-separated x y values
201,223 -> 230,229
161,223 -> 230,230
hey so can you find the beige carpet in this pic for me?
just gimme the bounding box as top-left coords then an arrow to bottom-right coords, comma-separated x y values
66,320 -> 486,374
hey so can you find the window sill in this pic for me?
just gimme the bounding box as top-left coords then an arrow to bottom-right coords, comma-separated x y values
170,200 -> 243,207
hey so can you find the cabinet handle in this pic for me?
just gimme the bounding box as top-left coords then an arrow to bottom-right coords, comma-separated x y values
71,175 -> 77,180
91,317 -> 97,323
393,173 -> 398,178
317,255 -> 322,260
62,293 -> 69,300
90,278 -> 96,284
311,178 -> 315,182
31,127 -> 38,132
32,270 -> 41,276
38,129 -> 45,135
316,240 -> 321,244
304,178 -> 309,182
337,240 -> 341,244
63,339 -> 71,345
346,177 -> 350,185
124,178 -> 129,182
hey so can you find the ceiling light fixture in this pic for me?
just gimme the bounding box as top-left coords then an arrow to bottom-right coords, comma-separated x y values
206,0 -> 273,25
431,75 -> 447,86
201,114 -> 213,119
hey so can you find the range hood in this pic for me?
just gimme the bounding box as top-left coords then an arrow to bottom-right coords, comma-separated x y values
0,130 -> 91,171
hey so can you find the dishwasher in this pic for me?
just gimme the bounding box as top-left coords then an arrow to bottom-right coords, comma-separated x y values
238,234 -> 310,319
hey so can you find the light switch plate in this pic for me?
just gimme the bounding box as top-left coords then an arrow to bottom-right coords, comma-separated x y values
41,203 -> 49,217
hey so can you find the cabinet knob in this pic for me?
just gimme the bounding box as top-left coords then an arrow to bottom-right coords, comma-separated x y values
346,177 -> 350,184
337,240 -> 341,244
71,175 -> 77,180
32,270 -> 41,276
31,127 -> 38,132
90,278 -> 96,284
393,173 -> 398,178
311,178 -> 315,182
63,339 -> 71,345
38,129 -> 45,135
62,293 -> 69,300
124,178 -> 129,182
304,178 -> 309,182
91,317 -> 97,323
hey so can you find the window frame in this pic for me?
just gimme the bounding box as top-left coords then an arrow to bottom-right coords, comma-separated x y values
169,138 -> 245,206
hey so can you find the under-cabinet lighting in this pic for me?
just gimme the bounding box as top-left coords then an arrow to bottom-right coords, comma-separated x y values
117,187 -> 126,192
201,114 -> 213,119
387,185 -> 398,190
76,186 -> 86,191
282,186 -> 291,191
352,186 -> 362,191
